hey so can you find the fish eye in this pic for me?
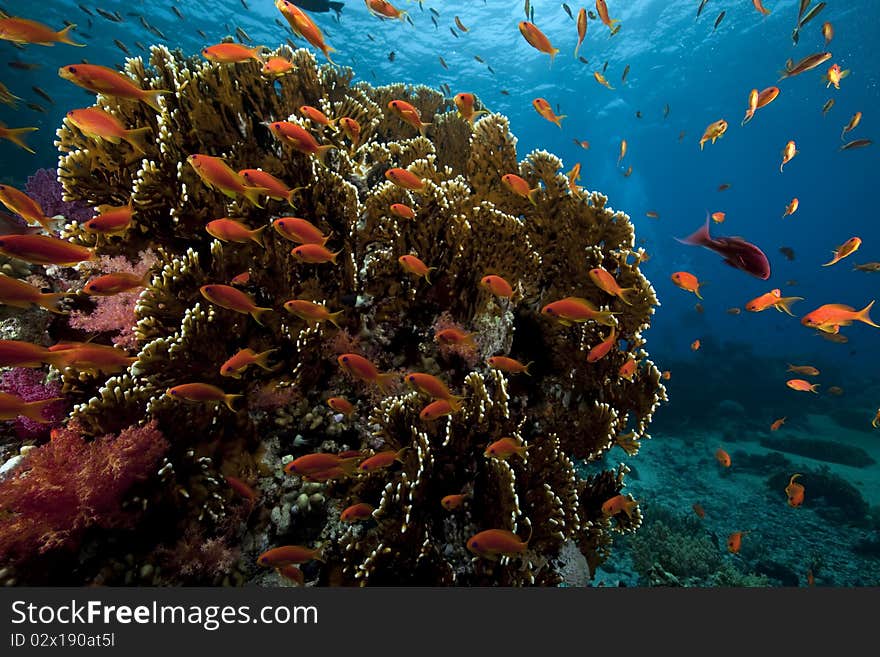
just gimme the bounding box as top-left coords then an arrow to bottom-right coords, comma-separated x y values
342,356 -> 348,362
69,66 -> 77,73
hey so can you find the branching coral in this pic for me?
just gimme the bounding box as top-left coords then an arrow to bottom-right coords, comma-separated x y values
9,43 -> 665,586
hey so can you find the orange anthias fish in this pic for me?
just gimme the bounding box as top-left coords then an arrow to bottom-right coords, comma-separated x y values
366,0 -> 406,21
291,243 -> 341,264
715,448 -> 731,467
239,169 -> 301,206
741,87 -> 779,126
0,234 -> 94,266
358,448 -> 407,472
690,339 -> 701,351
822,22 -> 834,46
340,502 -> 374,522
206,218 -> 265,246
778,52 -> 832,81
467,528 -> 530,559
187,155 -> 268,207
66,108 -> 151,154
272,217 -> 330,245
201,43 -> 265,64
0,391 -> 60,422
618,139 -> 627,165
0,183 -> 55,230
83,272 -> 148,296
0,273 -> 68,313
275,0 -> 335,63
692,503 -> 706,519
399,254 -> 435,282
283,299 -> 343,328
285,452 -> 360,477
587,327 -> 617,363
441,494 -> 466,511
337,117 -> 361,147
671,271 -> 704,299
266,121 -> 334,163
700,119 -> 728,150
782,198 -> 799,218
388,99 -> 432,135
787,379 -> 820,393
575,8 -> 587,58
565,163 -> 582,196
822,237 -> 861,267
257,545 -> 322,567
593,71 -> 614,90
484,437 -> 528,461
589,266 -> 636,305
601,494 -> 637,519
385,168 -> 426,192
261,56 -> 295,78
327,396 -> 355,416
501,173 -> 540,205
338,353 -> 395,391
58,64 -> 167,112
435,327 -> 476,348
0,340 -> 68,368
220,348 -> 278,378
541,297 -> 618,327
487,356 -> 532,375
780,140 -> 798,172
518,21 -> 559,64
389,203 -> 415,220
480,274 -> 514,300
595,0 -> 619,29
711,212 -> 726,223
824,63 -> 850,90
419,399 -> 456,421
83,202 -> 135,236
618,356 -> 638,380
727,530 -> 749,554
167,383 -> 242,411
406,372 -> 463,409
752,0 -> 771,16
800,301 -> 879,333
770,417 -> 786,431
453,93 -> 488,125
742,88 -> 759,126
200,284 -> 272,325
788,364 -> 819,376
0,16 -> 85,46
785,474 -> 805,507
0,122 -> 38,153
745,289 -> 803,316
532,98 -> 566,127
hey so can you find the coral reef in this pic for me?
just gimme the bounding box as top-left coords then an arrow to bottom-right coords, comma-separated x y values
759,437 -> 875,468
2,44 -> 663,585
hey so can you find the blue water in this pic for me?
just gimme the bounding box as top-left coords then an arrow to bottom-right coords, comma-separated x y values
0,0 -> 878,584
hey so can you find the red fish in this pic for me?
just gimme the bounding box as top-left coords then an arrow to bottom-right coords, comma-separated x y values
239,170 -> 301,206
467,528 -> 530,559
419,399 -> 456,421
0,183 -> 56,230
358,448 -> 407,472
487,356 -> 531,375
453,93 -> 488,125
261,57 -> 295,78
480,274 -> 514,299
83,202 -> 135,236
541,297 -> 618,326
283,299 -> 343,327
388,99 -> 431,136
0,340 -> 67,368
671,271 -> 705,298
58,64 -> 167,111
601,494 -> 637,518
220,348 -> 278,378
285,453 -> 359,477
532,97 -> 566,128
166,383 -> 242,411
385,168 -> 425,191
201,43 -> 265,64
501,173 -> 540,204
187,155 -> 267,207
340,502 -> 374,522
338,353 -> 395,391
484,437 -> 528,461
589,266 -> 636,305
441,494 -> 466,511
575,8 -> 587,58
587,327 -> 617,363
692,503 -> 706,519
257,545 -> 322,567
618,357 -> 637,381
435,327 -> 476,348
787,379 -> 819,393
291,243 -> 341,264
0,391 -> 61,422
0,273 -> 68,312
770,417 -> 786,431
327,396 -> 354,416
518,22 -> 559,65
83,272 -> 148,296
801,301 -> 878,333
715,448 -> 731,467
822,237 -> 861,267
406,372 -> 463,409
272,217 -> 330,245
785,474 -> 805,507
200,284 -> 271,325
0,16 -> 84,46
399,254 -> 435,282
206,218 -> 265,246
0,234 -> 94,265
266,121 -> 334,163
225,475 -> 258,502
745,289 -> 803,316
676,216 -> 770,280
275,0 -> 335,62
727,531 -> 749,553
300,105 -> 333,126
390,203 -> 415,220
595,0 -> 619,29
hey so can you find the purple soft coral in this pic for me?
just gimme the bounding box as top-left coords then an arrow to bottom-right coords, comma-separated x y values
0,368 -> 66,440
24,168 -> 92,224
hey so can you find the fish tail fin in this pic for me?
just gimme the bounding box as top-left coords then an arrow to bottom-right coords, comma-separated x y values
316,144 -> 334,166
447,395 -> 465,412
329,248 -> 342,265
418,122 -> 432,137
57,24 -> 86,47
821,253 -> 839,267
250,306 -> 272,326
2,126 -> 38,153
253,348 -> 280,372
810,384 -> 820,394
250,225 -> 267,247
619,287 -> 637,305
523,361 -> 534,376
677,215 -> 712,247
776,297 -> 804,316
394,446 -> 410,463
21,397 -> 62,423
555,115 -> 567,128
549,48 -> 559,68
286,186 -> 305,207
140,89 -> 168,113
527,187 -> 541,205
338,457 -> 361,477
741,110 -> 753,126
323,46 -> 337,65
857,300 -> 880,328
122,126 -> 152,154
37,292 -> 71,314
327,310 -> 344,329
224,393 -> 244,412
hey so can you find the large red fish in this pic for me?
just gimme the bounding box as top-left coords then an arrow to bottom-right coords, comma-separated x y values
677,215 -> 770,280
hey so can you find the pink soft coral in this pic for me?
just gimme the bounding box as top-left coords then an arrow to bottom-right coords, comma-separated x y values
67,249 -> 158,349
0,368 -> 66,440
0,419 -> 169,569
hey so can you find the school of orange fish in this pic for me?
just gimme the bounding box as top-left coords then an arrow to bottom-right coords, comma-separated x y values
0,0 -> 877,583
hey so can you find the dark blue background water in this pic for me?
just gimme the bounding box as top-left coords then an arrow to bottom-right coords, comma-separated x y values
1,0 -> 878,404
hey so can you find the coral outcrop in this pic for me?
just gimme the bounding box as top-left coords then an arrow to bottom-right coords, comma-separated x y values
0,43 -> 664,585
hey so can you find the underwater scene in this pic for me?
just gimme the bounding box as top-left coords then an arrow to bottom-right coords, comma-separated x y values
0,0 -> 877,588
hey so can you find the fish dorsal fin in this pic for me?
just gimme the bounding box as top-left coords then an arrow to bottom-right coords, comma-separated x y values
824,304 -> 855,311
771,289 -> 781,297
569,296 -> 596,309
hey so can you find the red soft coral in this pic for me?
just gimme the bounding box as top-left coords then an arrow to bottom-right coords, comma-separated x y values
0,419 -> 169,569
